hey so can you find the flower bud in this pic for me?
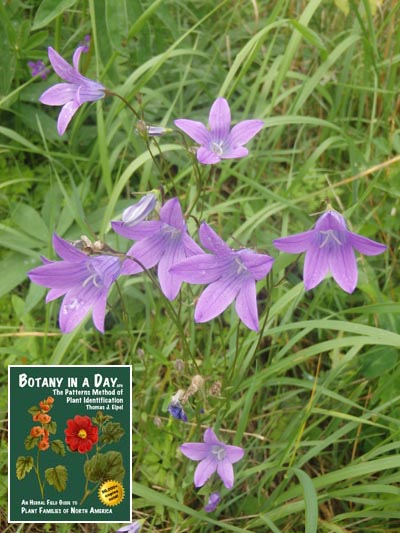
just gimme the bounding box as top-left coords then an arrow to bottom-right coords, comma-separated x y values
122,194 -> 157,227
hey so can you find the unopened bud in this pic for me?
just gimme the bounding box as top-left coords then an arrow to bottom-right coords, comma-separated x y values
136,120 -> 171,138
122,193 -> 157,227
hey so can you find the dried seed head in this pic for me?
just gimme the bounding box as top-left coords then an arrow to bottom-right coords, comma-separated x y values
174,359 -> 185,372
182,374 -> 204,402
153,416 -> 162,427
209,381 -> 222,397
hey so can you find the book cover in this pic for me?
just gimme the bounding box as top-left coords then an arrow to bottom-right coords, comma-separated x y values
8,365 -> 132,524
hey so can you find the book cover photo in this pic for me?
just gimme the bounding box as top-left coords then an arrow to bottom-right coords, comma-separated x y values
8,364 -> 132,524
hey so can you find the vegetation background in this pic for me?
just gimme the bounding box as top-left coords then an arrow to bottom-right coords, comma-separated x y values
0,0 -> 399,531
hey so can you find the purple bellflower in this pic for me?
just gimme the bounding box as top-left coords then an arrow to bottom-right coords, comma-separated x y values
180,427 -> 244,489
112,197 -> 203,301
174,97 -> 264,164
28,234 -> 123,333
204,492 -> 221,513
116,521 -> 142,533
39,46 -> 105,135
273,209 -> 387,293
28,60 -> 50,80
170,222 -> 274,331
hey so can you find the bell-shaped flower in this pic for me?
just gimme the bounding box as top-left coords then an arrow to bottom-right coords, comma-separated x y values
180,428 -> 244,489
111,197 -> 203,301
39,46 -> 105,135
28,234 -> 123,333
273,209 -> 387,293
170,223 -> 274,331
174,97 -> 264,164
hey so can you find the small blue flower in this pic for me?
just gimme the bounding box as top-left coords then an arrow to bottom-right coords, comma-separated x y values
167,401 -> 188,422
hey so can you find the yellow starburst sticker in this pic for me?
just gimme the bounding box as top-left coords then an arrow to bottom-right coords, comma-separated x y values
98,480 -> 124,506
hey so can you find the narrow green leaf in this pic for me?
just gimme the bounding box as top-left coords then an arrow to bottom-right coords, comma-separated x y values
105,0 -> 128,55
291,468 -> 318,533
12,204 -> 49,242
32,0 -> 77,30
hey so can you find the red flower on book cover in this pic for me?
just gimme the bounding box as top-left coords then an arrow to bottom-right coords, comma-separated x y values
64,415 -> 99,453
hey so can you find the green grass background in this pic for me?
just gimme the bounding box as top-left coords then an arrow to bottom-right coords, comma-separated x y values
0,0 -> 399,531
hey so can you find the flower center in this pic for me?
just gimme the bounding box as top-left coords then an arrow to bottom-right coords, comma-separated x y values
319,229 -> 343,248
211,445 -> 226,460
83,263 -> 103,289
234,256 -> 248,275
78,429 -> 87,439
211,140 -> 225,155
162,225 -> 182,240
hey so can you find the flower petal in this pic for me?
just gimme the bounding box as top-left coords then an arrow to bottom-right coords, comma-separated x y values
39,83 -> 77,106
28,262 -> 86,289
122,235 -> 165,274
329,243 -> 358,293
273,230 -> 314,254
182,233 -> 204,256
235,278 -> 259,331
303,242 -> 330,290
208,97 -> 231,139
160,197 -> 185,229
197,147 -> 221,164
238,250 -> 274,280
75,81 -> 105,104
52,233 -> 86,261
174,119 -> 210,145
194,456 -> 218,488
194,273 -> 241,323
220,146 -> 248,159
229,119 -> 264,146
216,459 -> 234,489
199,223 -> 231,255
72,46 -> 85,71
315,210 -> 347,232
170,254 -> 231,284
225,444 -> 245,464
58,291 -> 92,333
57,100 -> 81,135
348,232 -> 387,256
203,428 -> 220,445
46,288 -> 67,302
111,220 -> 162,240
157,237 -> 186,300
91,290 -> 109,333
180,442 -> 210,461
48,47 -> 82,84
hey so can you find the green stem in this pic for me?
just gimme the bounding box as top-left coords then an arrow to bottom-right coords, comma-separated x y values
105,90 -> 140,119
34,449 -> 44,499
